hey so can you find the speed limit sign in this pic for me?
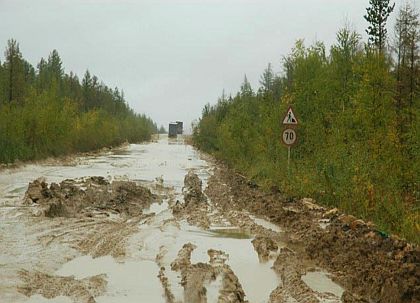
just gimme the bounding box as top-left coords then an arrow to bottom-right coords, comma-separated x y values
282,128 -> 297,146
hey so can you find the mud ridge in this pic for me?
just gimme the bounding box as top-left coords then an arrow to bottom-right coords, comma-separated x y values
205,165 -> 419,303
172,171 -> 210,229
18,270 -> 107,303
25,176 -> 156,218
162,243 -> 248,303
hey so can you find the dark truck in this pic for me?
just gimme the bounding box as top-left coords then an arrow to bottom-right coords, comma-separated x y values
168,122 -> 178,137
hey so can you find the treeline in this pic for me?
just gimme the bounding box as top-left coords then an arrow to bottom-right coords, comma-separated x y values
193,2 -> 419,242
0,40 -> 157,163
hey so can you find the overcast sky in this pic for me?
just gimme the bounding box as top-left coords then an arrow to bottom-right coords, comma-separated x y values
0,0 -> 410,131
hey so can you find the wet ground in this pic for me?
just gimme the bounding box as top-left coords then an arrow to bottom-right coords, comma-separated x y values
0,135 -> 417,303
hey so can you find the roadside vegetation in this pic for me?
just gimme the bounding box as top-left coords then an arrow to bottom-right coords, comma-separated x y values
0,40 -> 157,164
193,2 -> 419,243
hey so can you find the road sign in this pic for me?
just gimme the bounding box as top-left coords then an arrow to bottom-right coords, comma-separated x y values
282,106 -> 298,125
282,128 -> 297,146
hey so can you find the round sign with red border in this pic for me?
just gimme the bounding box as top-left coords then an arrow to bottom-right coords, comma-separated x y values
282,128 -> 297,146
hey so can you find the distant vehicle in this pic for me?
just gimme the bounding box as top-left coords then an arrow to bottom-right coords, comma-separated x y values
168,123 -> 178,137
176,121 -> 183,134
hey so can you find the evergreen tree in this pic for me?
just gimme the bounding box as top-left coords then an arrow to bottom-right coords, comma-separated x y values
331,26 -> 362,111
158,125 -> 166,134
364,0 -> 395,52
47,49 -> 64,79
259,63 -> 274,93
240,75 -> 253,97
393,4 -> 419,118
0,39 -> 157,163
4,39 -> 26,103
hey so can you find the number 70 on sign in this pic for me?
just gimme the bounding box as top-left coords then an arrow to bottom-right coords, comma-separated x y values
282,128 -> 297,146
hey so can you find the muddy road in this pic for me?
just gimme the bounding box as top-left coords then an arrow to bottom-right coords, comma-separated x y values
0,136 -> 418,303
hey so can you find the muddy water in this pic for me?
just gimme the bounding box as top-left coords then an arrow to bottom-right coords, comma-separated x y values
0,137 -> 279,302
0,136 -> 207,206
0,136 -> 283,303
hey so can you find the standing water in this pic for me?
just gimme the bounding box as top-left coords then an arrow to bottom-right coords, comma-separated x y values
0,135 -> 281,303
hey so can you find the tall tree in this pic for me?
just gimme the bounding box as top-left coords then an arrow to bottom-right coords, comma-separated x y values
392,3 -> 419,191
47,49 -> 64,79
331,26 -> 362,111
240,75 -> 253,97
364,0 -> 395,52
259,63 -> 274,93
3,39 -> 26,103
0,60 -> 5,105
393,4 -> 419,116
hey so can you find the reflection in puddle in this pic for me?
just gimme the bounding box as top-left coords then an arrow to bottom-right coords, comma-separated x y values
209,228 -> 253,239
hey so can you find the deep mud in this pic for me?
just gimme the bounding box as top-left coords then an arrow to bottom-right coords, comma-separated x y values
205,165 -> 419,303
1,136 -> 417,303
160,243 -> 247,303
172,170 -> 210,229
18,270 -> 107,303
24,176 -> 156,218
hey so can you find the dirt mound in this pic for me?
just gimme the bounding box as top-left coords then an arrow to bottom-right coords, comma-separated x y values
270,247 -> 321,303
18,270 -> 107,303
160,243 -> 248,303
24,177 -> 156,218
172,171 -> 210,228
252,236 -> 278,262
305,217 -> 420,303
183,170 -> 207,206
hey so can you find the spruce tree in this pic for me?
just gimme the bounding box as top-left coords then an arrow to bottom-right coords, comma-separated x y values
364,0 -> 395,52
4,39 -> 26,103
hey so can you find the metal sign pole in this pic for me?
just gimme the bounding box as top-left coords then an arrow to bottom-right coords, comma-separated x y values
288,146 -> 291,172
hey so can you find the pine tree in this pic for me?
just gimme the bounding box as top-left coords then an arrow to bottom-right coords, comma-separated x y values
259,63 -> 274,93
47,50 -> 64,81
364,0 -> 395,52
393,4 -> 419,127
4,39 -> 26,103
240,75 -> 253,97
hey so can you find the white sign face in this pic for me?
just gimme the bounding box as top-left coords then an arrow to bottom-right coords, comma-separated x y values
282,107 -> 298,125
282,128 -> 297,146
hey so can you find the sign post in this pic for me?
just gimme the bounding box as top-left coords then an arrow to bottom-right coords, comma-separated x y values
281,106 -> 298,172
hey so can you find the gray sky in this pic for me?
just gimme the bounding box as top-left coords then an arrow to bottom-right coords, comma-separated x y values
0,0 -> 408,131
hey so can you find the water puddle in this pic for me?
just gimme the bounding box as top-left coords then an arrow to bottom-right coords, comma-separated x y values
132,217 -> 280,303
301,271 -> 344,298
250,215 -> 282,233
26,295 -> 72,303
56,256 -> 163,303
0,135 -> 280,303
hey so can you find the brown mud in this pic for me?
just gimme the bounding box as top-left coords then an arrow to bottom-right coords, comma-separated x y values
172,170 -> 210,229
159,242 -> 247,303
205,165 -> 419,303
18,270 -> 107,303
24,176 -> 156,218
14,176 -> 163,301
3,139 -> 418,303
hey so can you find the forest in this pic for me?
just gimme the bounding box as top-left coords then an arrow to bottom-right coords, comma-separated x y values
193,2 -> 419,242
0,40 -> 157,164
